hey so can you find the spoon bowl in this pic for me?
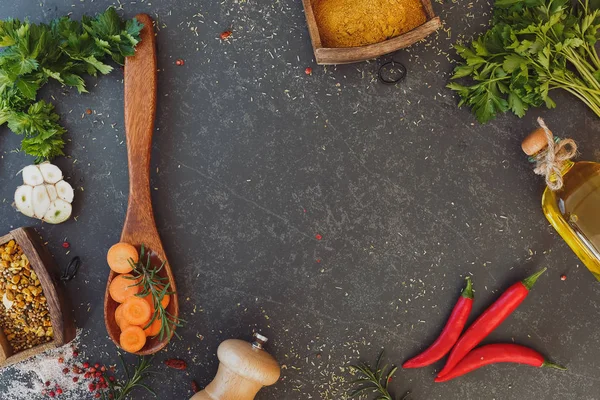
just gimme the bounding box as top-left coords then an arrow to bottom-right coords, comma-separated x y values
103,14 -> 179,355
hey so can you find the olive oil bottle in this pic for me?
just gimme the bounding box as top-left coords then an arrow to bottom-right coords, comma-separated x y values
523,124 -> 600,281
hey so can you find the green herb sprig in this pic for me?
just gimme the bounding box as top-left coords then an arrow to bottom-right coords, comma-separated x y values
448,0 -> 600,123
0,7 -> 142,161
128,245 -> 183,341
102,355 -> 157,400
350,351 -> 410,400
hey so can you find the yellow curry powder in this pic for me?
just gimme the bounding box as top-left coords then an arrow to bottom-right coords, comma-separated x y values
313,0 -> 427,48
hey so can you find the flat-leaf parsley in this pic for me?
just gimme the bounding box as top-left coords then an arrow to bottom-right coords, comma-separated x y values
0,7 -> 142,161
448,0 -> 600,123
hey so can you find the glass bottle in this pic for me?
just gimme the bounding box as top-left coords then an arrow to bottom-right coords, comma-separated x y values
523,126 -> 600,281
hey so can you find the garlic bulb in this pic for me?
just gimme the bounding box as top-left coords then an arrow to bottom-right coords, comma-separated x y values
14,162 -> 74,224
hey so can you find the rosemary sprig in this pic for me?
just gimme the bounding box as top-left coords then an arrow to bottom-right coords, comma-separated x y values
127,245 -> 183,341
102,355 -> 156,400
350,351 -> 410,400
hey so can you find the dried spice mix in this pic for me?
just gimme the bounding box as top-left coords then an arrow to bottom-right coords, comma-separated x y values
0,240 -> 53,353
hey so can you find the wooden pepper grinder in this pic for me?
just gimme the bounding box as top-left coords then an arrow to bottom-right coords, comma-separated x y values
190,333 -> 281,400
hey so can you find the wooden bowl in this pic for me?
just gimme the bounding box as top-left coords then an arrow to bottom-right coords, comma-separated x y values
0,227 -> 76,368
302,0 -> 442,65
103,14 -> 179,356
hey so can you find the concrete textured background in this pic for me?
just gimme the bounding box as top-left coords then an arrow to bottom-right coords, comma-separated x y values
0,0 -> 600,399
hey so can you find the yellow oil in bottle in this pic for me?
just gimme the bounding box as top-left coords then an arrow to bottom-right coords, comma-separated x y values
542,161 -> 600,280
523,124 -> 600,281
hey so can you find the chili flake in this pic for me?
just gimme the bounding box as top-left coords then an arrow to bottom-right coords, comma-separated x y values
315,234 -> 322,240
305,67 -> 312,75
220,30 -> 232,40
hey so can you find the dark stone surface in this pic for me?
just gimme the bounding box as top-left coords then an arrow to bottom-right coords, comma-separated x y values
0,0 -> 600,399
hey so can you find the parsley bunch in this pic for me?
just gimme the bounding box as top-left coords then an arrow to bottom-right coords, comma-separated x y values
0,7 -> 142,161
448,0 -> 600,123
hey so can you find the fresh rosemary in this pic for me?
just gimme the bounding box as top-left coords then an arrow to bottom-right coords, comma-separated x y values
127,245 -> 183,341
350,351 -> 410,400
102,355 -> 156,400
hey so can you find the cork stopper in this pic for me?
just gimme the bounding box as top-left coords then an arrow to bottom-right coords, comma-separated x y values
522,127 -> 550,156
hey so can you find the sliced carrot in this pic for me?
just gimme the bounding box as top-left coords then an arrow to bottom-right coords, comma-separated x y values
109,274 -> 141,303
143,317 -> 162,337
119,326 -> 146,353
122,296 -> 152,326
115,304 -> 131,331
143,291 -> 170,310
107,243 -> 138,273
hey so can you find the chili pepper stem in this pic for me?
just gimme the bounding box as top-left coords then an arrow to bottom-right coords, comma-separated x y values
542,361 -> 567,370
522,268 -> 548,290
461,277 -> 474,299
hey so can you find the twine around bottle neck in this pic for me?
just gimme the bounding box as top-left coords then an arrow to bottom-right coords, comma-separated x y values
530,117 -> 578,191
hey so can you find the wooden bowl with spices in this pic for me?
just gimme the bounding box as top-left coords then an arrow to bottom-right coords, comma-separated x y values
0,227 -> 76,368
302,0 -> 442,64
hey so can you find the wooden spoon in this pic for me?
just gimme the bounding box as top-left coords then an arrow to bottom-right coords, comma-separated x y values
104,14 -> 179,355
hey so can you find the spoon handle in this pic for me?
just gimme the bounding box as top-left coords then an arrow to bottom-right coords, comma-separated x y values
122,13 -> 158,242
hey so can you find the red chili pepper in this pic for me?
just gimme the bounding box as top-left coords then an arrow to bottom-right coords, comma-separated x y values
164,358 -> 187,370
435,344 -> 565,382
403,277 -> 474,368
437,268 -> 547,378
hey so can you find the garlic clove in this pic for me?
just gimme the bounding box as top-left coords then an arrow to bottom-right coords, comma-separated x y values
46,184 -> 58,202
32,185 -> 51,219
22,165 -> 44,186
42,199 -> 72,224
38,162 -> 63,184
55,180 -> 74,203
14,185 -> 35,218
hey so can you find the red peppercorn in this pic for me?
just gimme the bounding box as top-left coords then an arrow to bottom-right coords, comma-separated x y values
109,376 -> 115,382
73,377 -> 79,383
100,366 -> 106,372
315,234 -> 322,240
99,377 -> 105,383
84,372 -> 91,379
175,59 -> 185,66
58,357 -> 64,363
561,274 -> 567,281
88,383 -> 95,391
62,242 -> 69,249
48,391 -> 55,398
72,350 -> 78,357
94,363 -> 100,369
56,388 -> 63,395
45,381 -> 51,387
85,108 -> 92,115
83,362 -> 90,369
89,367 -> 96,373
220,30 -> 232,40
95,372 -> 102,378
94,393 -> 101,399
109,394 -> 114,399
62,368 -> 69,374
305,67 -> 312,75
